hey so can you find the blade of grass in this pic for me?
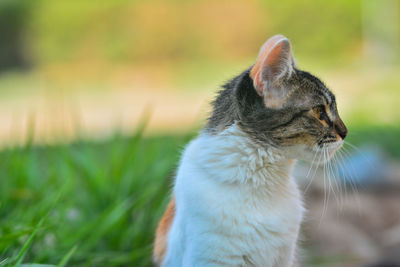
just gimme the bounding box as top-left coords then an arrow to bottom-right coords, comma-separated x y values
56,245 -> 78,267
0,258 -> 10,266
0,229 -> 34,243
10,217 -> 45,267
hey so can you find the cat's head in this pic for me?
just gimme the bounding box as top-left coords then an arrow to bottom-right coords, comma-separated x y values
208,34 -> 347,162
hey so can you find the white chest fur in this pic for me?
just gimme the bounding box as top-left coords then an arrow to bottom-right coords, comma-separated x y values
163,125 -> 304,267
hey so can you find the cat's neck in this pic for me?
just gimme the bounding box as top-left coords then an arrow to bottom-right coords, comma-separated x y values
189,124 -> 295,190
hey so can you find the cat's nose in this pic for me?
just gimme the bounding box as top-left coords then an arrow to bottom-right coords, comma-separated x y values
334,118 -> 348,140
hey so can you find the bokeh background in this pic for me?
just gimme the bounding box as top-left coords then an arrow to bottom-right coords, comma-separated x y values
0,0 -> 399,266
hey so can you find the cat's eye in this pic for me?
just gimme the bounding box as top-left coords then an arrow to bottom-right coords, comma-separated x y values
312,106 -> 322,117
313,105 -> 332,126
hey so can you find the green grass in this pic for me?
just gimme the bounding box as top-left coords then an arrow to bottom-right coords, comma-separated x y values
0,124 -> 398,266
0,128 -> 193,266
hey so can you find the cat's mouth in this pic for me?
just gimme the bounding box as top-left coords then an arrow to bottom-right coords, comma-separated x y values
326,142 -> 342,157
307,139 -> 343,161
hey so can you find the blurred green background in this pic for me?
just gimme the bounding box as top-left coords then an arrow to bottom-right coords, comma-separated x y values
0,0 -> 399,266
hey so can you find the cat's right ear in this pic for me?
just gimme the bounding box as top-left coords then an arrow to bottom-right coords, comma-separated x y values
250,35 -> 295,109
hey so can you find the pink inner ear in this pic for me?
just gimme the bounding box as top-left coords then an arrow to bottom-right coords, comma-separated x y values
262,40 -> 292,81
253,71 -> 263,95
265,41 -> 287,68
250,35 -> 286,92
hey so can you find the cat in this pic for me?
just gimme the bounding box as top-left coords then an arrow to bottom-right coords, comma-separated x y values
153,34 -> 347,267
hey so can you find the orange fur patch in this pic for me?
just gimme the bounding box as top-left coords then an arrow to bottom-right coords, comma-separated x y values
320,118 -> 329,127
153,196 -> 176,266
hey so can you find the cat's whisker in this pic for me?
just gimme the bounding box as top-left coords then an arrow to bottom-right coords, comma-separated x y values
320,146 -> 330,223
326,150 -> 336,204
343,140 -> 363,154
326,157 -> 334,201
333,152 -> 346,210
338,149 -> 358,210
330,152 -> 344,211
325,148 -> 334,210
332,151 -> 343,208
304,143 -> 320,172
305,146 -> 320,179
343,149 -> 362,197
341,144 -> 376,186
339,148 -> 361,187
304,147 -> 324,193
319,152 -> 326,224
336,149 -> 362,213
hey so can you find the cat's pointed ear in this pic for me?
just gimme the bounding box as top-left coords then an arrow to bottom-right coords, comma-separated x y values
250,35 -> 295,109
